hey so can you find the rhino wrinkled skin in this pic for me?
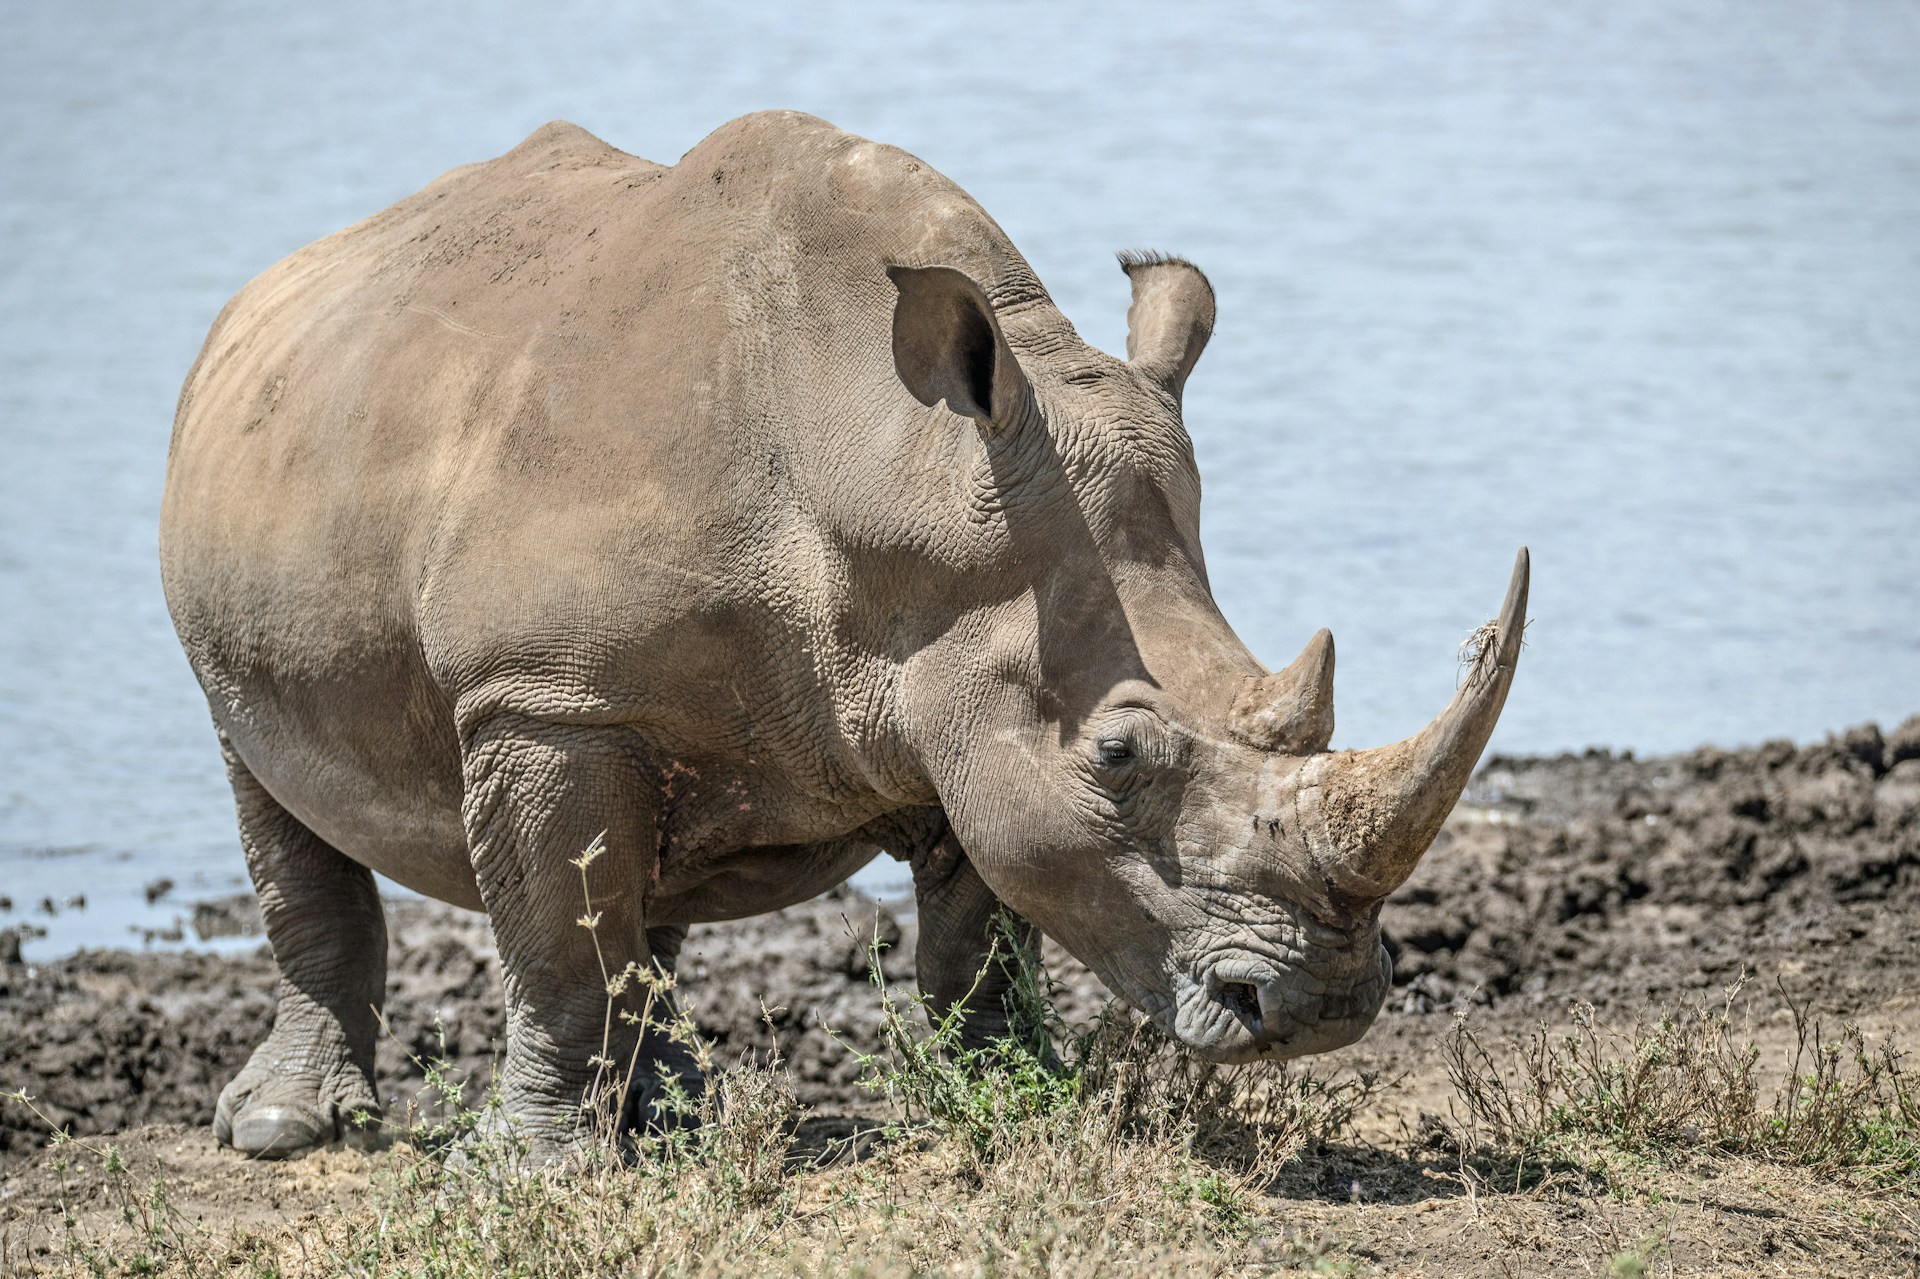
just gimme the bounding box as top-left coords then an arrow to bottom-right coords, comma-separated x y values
160,112 -> 1527,1160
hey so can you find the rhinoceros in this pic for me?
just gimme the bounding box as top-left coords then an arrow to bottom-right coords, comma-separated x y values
160,111 -> 1526,1160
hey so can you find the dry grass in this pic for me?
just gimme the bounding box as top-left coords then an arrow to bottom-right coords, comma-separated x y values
1440,977 -> 1920,1195
7,893 -> 1916,1276
9,981 -> 1919,1277
3,912 -> 1382,1277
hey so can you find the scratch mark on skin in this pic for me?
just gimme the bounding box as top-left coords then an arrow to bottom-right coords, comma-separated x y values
653,758 -> 701,875
406,304 -> 501,340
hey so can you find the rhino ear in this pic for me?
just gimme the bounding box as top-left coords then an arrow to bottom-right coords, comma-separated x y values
1119,251 -> 1214,399
887,264 -> 1032,433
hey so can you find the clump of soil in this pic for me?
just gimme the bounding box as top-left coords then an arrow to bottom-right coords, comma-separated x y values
0,889 -> 921,1166
1384,717 -> 1920,1014
3,720 -> 1917,1169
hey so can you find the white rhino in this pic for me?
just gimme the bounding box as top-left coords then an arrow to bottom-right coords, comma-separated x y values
160,112 -> 1526,1160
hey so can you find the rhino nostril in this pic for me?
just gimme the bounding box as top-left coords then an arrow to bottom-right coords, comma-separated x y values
1218,981 -> 1261,1023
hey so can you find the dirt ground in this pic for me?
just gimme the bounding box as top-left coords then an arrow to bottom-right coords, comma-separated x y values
3,718 -> 1918,1275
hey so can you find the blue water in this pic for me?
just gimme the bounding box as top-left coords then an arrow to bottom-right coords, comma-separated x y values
3,0 -> 1917,955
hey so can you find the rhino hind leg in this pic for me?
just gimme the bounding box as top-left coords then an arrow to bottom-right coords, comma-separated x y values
619,923 -> 710,1133
911,828 -> 1047,1058
216,740 -> 386,1159
461,715 -> 691,1160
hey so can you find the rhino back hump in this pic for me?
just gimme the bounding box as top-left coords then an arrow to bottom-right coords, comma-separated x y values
161,112 -> 1070,849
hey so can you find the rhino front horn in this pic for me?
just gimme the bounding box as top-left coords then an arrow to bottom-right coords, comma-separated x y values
1301,548 -> 1529,902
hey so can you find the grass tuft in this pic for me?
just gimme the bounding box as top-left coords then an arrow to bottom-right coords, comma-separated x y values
1,875 -> 1385,1275
1441,977 -> 1920,1194
840,912 -> 1382,1177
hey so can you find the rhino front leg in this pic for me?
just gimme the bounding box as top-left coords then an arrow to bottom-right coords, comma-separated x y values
911,828 -> 1045,1056
460,716 -> 698,1160
215,739 -> 385,1159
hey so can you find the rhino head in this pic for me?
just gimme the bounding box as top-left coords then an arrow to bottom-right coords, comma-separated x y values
887,253 -> 1526,1063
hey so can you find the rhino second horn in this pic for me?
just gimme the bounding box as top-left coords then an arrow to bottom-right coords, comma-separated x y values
1229,628 -> 1336,755
1303,548 -> 1530,902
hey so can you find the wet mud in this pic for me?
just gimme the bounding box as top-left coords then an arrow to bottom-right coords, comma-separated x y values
3,719 -> 1917,1167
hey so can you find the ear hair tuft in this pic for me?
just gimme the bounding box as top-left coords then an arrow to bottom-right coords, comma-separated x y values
1117,248 -> 1199,275
1116,251 -> 1215,395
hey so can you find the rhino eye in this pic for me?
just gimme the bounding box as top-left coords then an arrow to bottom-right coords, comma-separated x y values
1097,739 -> 1135,766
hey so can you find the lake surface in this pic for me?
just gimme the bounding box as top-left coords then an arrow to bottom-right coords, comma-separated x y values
3,0 -> 1917,955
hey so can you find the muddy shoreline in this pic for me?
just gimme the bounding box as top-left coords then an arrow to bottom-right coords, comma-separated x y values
4,719 -> 1917,1168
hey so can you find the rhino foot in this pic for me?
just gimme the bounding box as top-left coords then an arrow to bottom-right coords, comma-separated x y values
214,1043 -> 381,1160
435,1047 -> 714,1172
215,1102 -> 331,1159
620,1035 -> 711,1135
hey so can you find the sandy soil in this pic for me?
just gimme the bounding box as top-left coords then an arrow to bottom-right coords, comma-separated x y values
4,718 -> 1918,1274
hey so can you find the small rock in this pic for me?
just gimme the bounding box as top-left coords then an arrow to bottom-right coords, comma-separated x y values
192,894 -> 264,941
1839,723 -> 1886,776
835,905 -> 902,977
144,878 -> 176,905
136,919 -> 187,946
1416,1111 -> 1462,1153
1887,715 -> 1920,768
0,929 -> 21,966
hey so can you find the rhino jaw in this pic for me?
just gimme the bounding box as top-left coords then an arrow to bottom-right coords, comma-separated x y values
1169,936 -> 1394,1064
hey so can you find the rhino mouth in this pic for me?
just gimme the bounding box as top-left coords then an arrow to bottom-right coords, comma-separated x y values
1218,979 -> 1262,1022
1161,940 -> 1393,1064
